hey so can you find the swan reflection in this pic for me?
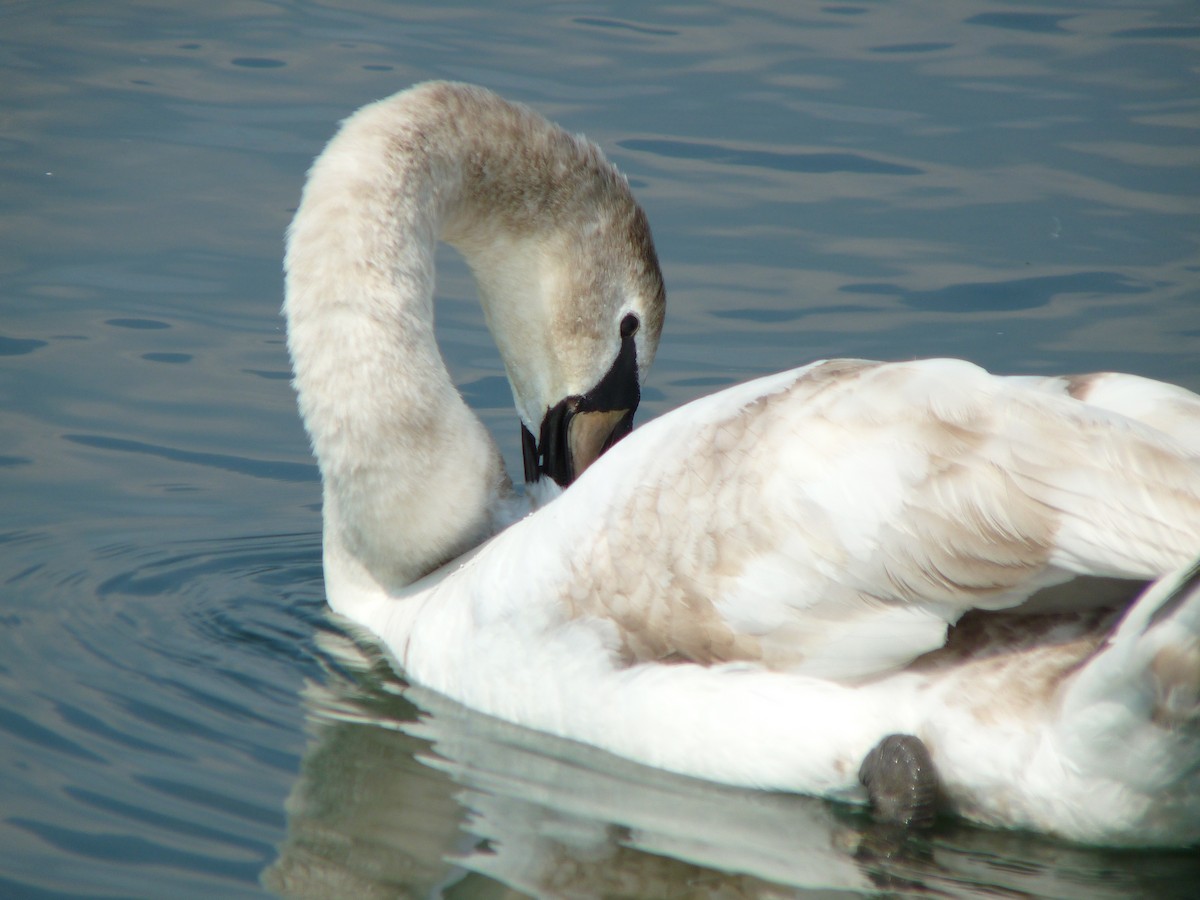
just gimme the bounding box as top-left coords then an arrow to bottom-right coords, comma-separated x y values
265,632 -> 1196,898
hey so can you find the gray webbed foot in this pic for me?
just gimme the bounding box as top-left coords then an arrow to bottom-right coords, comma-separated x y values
858,733 -> 938,830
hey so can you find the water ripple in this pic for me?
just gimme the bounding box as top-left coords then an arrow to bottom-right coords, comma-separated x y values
967,11 -> 1073,33
7,818 -> 265,882
0,531 -> 326,895
65,786 -> 267,854
134,776 -> 286,831
51,700 -> 186,758
842,271 -> 1150,313
63,434 -> 317,484
621,138 -> 922,175
0,334 -> 48,356
0,706 -> 107,764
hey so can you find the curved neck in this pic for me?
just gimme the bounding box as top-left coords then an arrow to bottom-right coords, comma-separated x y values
285,88 -> 517,604
285,82 -> 663,611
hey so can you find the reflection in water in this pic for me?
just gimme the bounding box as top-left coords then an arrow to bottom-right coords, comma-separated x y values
266,635 -> 1200,899
265,634 -> 873,897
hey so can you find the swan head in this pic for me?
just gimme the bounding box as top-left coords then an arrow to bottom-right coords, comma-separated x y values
488,221 -> 663,489
521,308 -> 644,487
440,92 -> 666,488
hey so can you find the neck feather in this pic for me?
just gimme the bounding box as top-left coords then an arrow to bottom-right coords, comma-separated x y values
284,82 -> 659,608
285,86 -> 516,601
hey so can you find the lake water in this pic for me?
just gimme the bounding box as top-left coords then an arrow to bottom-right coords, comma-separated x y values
2,1 -> 1198,896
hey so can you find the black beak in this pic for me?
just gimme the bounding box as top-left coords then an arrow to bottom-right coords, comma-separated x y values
522,328 -> 640,487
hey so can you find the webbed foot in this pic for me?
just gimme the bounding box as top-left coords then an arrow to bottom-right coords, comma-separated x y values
858,733 -> 938,829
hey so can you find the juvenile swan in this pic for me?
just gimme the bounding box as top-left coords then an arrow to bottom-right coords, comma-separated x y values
285,82 -> 1200,846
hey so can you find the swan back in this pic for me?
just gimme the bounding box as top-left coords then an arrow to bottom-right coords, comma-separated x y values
462,358 -> 1200,679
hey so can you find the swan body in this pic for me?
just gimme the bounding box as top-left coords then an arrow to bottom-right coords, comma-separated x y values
285,82 -> 1200,846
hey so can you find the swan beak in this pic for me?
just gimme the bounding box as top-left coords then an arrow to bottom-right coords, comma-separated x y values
522,403 -> 635,487
522,328 -> 641,487
568,407 -> 634,475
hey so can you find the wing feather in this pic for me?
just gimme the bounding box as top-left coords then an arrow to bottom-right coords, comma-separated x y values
552,359 -> 1200,679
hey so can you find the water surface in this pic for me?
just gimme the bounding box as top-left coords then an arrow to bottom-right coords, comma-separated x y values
2,2 -> 1198,897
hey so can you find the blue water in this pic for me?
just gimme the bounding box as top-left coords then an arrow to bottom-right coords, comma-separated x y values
2,2 -> 1198,897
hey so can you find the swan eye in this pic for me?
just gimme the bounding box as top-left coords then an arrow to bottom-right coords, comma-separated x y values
620,313 -> 639,339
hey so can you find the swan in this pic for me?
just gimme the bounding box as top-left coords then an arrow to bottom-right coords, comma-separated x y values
284,81 -> 1200,846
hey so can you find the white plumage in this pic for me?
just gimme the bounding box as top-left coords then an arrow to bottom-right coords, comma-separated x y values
285,81 -> 1200,845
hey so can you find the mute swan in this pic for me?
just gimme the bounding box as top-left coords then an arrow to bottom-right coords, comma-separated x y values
285,81 -> 1200,845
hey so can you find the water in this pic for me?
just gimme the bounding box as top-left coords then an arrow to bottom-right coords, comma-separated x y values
2,1 -> 1198,896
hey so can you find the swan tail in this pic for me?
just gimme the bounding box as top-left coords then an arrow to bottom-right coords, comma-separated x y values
1055,556 -> 1200,828
1069,554 -> 1200,726
1034,555 -> 1200,844
1016,371 -> 1200,457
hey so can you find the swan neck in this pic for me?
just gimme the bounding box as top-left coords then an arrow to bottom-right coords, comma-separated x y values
285,82 -> 663,610
285,87 -> 517,602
